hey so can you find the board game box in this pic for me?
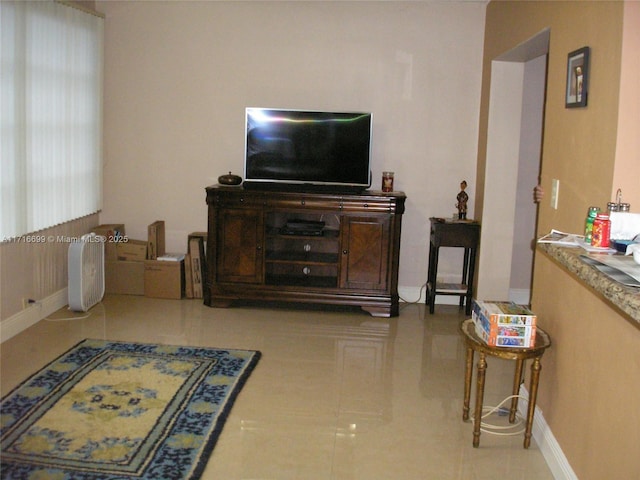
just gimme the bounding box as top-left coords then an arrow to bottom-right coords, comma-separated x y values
472,300 -> 537,348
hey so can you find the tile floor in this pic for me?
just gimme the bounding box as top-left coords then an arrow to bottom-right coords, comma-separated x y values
1,296 -> 554,479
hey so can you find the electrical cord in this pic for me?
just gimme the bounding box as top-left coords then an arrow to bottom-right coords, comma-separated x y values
44,301 -> 104,322
469,394 -> 526,436
399,282 -> 427,305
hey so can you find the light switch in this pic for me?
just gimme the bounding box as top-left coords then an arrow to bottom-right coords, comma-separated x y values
551,179 -> 559,209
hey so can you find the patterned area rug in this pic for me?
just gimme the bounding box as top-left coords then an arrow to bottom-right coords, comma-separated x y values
0,339 -> 261,479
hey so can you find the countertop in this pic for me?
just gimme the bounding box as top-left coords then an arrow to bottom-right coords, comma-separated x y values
537,243 -> 640,323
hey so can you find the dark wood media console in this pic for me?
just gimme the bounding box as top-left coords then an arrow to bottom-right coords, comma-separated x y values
204,185 -> 406,317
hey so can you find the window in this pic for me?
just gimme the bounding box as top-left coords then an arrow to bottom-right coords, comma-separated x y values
0,0 -> 103,240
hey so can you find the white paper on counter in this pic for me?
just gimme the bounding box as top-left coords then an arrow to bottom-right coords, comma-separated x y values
581,254 -> 640,286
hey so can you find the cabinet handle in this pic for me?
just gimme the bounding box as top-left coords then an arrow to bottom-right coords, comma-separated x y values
257,245 -> 262,251
343,250 -> 348,255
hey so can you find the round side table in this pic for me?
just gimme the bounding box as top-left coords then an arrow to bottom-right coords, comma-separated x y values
460,318 -> 551,448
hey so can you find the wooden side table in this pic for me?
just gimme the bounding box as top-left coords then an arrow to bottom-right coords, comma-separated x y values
460,318 -> 551,448
426,218 -> 480,314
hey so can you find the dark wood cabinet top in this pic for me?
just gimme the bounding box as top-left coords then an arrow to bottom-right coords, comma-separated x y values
206,185 -> 406,214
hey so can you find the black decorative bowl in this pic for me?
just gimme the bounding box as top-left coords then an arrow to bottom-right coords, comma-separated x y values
218,172 -> 242,186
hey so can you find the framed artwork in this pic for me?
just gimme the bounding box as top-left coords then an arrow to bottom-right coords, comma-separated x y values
565,46 -> 590,108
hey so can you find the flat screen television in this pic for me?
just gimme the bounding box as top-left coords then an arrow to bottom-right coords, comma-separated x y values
243,108 -> 372,193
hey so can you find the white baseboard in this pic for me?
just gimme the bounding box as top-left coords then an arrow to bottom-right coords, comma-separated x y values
1,288 -> 68,343
518,385 -> 578,480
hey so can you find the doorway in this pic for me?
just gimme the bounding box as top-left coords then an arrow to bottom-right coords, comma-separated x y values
476,29 -> 549,303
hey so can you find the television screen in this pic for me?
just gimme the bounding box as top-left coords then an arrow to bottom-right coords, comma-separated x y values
243,108 -> 372,193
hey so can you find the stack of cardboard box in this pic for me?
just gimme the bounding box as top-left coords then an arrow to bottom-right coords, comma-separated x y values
93,221 -> 185,299
93,224 -> 145,295
145,220 -> 184,299
471,299 -> 537,348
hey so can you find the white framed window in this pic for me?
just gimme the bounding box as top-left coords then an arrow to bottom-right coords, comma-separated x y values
1,0 -> 103,240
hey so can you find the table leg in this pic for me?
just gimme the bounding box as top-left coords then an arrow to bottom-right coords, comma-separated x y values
510,358 -> 524,423
428,246 -> 439,314
465,247 -> 477,316
524,357 -> 542,448
473,352 -> 487,448
460,248 -> 470,309
428,284 -> 436,314
462,346 -> 474,421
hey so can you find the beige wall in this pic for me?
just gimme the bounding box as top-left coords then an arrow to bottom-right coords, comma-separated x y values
97,0 -> 487,295
612,0 -> 640,203
480,1 -> 639,478
477,1 -> 628,233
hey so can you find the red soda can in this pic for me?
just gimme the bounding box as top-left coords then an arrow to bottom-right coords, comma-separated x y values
591,213 -> 611,248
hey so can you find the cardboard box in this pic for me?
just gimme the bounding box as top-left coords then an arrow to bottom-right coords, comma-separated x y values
116,239 -> 148,262
147,220 -> 166,260
144,259 -> 184,299
472,300 -> 537,348
188,234 -> 206,298
92,224 -> 125,261
105,260 -> 145,295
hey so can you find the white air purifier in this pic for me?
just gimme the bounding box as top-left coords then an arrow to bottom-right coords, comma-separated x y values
68,233 -> 105,312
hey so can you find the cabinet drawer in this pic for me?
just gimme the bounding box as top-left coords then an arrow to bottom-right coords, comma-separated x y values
339,197 -> 395,214
212,191 -> 266,208
268,195 -> 343,211
265,263 -> 338,288
266,251 -> 339,264
266,235 -> 339,259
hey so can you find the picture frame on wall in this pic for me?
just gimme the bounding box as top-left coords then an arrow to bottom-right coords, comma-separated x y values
565,46 -> 590,108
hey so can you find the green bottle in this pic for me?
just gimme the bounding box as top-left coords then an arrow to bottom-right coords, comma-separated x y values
584,206 -> 600,244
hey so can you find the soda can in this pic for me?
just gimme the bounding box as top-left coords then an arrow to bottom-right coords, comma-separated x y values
591,213 -> 611,248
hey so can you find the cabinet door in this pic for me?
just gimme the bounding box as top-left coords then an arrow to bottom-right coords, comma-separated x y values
340,216 -> 390,291
216,208 -> 264,284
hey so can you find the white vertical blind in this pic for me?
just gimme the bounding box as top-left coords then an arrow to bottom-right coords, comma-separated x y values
0,0 -> 103,240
